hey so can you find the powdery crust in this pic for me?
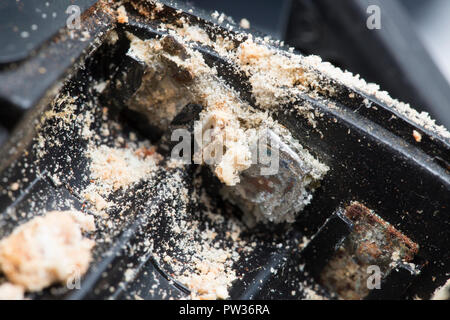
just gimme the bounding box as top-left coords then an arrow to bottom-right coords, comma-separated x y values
145,170 -> 251,300
86,144 -> 161,193
236,37 -> 449,139
127,33 -> 328,187
134,2 -> 449,139
14,0 -> 441,300
127,34 -> 254,186
178,246 -> 235,300
301,55 -> 450,139
0,211 -> 95,292
31,85 -> 249,300
19,22 -> 323,300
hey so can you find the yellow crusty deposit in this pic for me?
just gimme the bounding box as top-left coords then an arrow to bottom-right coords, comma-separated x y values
126,33 -> 328,187
130,0 -> 450,139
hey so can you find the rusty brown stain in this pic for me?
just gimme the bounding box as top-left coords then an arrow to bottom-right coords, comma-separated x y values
320,202 -> 420,299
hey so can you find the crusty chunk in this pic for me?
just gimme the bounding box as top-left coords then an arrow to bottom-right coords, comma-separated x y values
0,211 -> 95,292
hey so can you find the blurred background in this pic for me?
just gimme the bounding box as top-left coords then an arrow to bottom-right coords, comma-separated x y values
183,0 -> 450,129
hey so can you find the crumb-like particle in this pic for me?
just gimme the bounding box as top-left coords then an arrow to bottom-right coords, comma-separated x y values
413,130 -> 422,143
117,5 -> 129,24
211,11 -> 219,19
239,18 -> 250,29
155,2 -> 164,12
10,182 -> 19,191
84,190 -> 109,212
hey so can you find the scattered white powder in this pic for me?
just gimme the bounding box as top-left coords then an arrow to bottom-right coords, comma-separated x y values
179,246 -> 236,300
300,55 -> 450,139
140,5 -> 450,139
86,144 -> 160,193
